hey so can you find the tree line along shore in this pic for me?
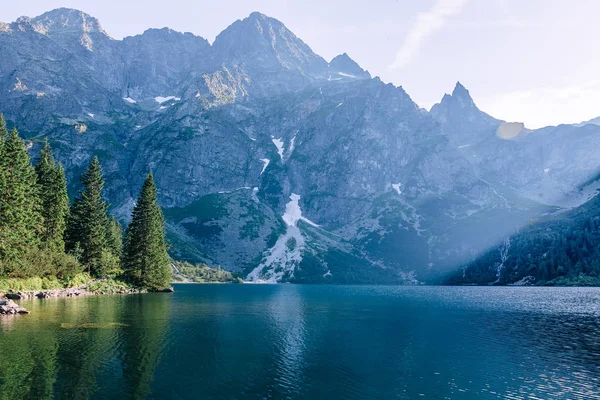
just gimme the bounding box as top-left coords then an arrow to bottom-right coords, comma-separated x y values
0,113 -> 173,298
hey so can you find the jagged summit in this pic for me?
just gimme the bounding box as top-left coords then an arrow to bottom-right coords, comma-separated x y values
431,82 -> 485,114
329,53 -> 371,80
452,81 -> 469,96
435,81 -> 476,109
430,81 -> 487,122
430,81 -> 500,145
3,8 -> 110,51
212,11 -> 327,75
31,8 -> 108,36
331,52 -> 352,63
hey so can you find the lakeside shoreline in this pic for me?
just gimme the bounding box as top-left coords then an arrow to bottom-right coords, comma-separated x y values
3,281 -> 598,316
0,279 -> 152,315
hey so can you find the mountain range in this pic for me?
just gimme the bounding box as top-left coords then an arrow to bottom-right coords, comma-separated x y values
2,8 -> 600,283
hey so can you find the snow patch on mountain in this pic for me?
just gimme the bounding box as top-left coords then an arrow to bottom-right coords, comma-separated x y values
123,97 -> 136,104
337,72 -> 357,78
154,96 -> 180,104
282,194 -> 302,226
271,137 -> 284,160
260,158 -> 270,175
283,194 -> 320,227
246,193 -> 320,282
289,133 -> 297,156
246,194 -> 307,282
392,183 -> 402,195
13,78 -> 28,91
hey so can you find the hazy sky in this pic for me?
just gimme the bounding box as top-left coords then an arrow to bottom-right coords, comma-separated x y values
5,0 -> 600,128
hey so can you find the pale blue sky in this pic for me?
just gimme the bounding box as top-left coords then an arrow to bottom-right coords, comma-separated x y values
5,0 -> 600,128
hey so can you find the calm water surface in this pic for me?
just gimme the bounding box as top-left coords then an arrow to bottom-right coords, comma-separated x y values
1,285 -> 600,399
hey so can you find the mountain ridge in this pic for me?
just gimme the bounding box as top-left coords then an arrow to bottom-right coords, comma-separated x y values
2,8 -> 600,283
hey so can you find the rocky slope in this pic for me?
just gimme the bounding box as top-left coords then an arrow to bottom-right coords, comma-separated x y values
2,8 -> 600,283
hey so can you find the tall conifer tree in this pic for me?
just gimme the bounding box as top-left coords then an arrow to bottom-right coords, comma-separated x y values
106,216 -> 123,258
35,140 -> 69,252
0,127 -> 43,265
65,156 -> 108,273
0,115 -> 7,219
122,173 -> 171,290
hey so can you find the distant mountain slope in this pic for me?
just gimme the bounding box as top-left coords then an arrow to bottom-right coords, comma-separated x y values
2,8 -> 600,283
448,191 -> 600,286
575,116 -> 600,127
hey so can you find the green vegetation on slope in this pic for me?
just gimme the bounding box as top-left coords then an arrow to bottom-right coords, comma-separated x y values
173,261 -> 243,283
449,193 -> 600,286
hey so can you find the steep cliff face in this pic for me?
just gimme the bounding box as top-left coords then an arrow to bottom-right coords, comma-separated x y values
2,8 -> 600,282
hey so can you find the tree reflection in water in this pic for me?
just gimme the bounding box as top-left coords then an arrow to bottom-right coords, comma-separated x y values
0,294 -> 170,400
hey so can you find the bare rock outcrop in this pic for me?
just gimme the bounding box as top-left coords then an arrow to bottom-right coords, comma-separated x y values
0,298 -> 29,315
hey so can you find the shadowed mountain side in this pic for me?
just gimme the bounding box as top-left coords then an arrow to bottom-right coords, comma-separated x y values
2,8 -> 600,282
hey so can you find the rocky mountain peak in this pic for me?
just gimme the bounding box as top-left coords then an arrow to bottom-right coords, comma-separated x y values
430,81 -> 500,144
247,11 -> 270,20
329,53 -> 371,80
444,81 -> 475,108
212,11 -> 327,76
431,81 -> 481,115
8,16 -> 35,32
6,8 -> 111,52
31,8 -> 108,37
452,81 -> 473,102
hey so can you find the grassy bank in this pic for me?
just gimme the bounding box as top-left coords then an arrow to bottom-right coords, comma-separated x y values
0,273 -> 91,291
0,273 -> 135,293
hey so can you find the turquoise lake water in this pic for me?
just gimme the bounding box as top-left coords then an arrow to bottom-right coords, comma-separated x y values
1,285 -> 600,399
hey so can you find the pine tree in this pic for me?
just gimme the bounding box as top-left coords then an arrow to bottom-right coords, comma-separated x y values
35,140 -> 69,252
122,173 -> 172,290
0,115 -> 7,223
106,216 -> 123,258
0,127 -> 43,266
65,156 -> 108,273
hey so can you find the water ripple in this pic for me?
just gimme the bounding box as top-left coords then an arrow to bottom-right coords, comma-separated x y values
2,286 -> 600,399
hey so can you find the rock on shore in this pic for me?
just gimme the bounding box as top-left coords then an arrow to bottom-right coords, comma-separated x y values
2,280 -> 146,302
4,287 -> 140,300
0,299 -> 30,315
